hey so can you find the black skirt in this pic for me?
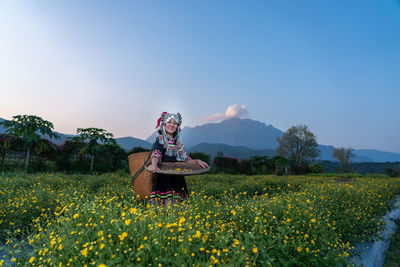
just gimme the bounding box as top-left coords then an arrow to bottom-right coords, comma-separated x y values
150,173 -> 189,201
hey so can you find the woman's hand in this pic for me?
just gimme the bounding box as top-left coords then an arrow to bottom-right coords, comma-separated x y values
147,163 -> 160,173
191,159 -> 209,169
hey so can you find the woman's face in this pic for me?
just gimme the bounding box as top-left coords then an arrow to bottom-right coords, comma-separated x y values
165,119 -> 178,136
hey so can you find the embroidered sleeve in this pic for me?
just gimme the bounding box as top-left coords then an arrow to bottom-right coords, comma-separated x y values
178,142 -> 191,162
151,136 -> 164,161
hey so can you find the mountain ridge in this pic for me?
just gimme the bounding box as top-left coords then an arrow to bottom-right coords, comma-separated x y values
2,117 -> 400,162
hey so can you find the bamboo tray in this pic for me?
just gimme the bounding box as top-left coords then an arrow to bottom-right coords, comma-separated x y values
146,161 -> 210,175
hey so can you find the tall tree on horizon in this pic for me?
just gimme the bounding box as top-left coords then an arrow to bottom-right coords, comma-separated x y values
332,147 -> 354,173
276,125 -> 320,164
0,115 -> 59,171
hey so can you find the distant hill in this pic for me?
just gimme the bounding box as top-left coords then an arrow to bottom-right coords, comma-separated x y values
3,116 -> 400,162
352,149 -> 400,163
115,137 -> 151,151
147,118 -> 283,149
188,143 -> 276,159
318,145 -> 372,162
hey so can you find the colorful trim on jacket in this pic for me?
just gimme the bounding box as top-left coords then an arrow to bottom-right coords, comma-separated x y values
151,133 -> 191,162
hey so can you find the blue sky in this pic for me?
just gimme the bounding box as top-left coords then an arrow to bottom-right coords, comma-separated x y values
1,1 -> 400,152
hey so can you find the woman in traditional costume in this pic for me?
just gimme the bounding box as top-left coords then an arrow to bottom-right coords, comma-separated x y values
147,112 -> 208,205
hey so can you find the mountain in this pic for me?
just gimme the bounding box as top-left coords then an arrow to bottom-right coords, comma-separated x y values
352,149 -> 400,163
145,117 -> 400,162
187,143 -> 375,162
147,118 -> 283,149
3,116 -> 400,162
116,137 -> 151,151
318,145 -> 372,162
188,143 -> 276,159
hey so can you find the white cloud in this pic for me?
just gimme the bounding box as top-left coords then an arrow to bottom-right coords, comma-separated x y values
203,104 -> 249,122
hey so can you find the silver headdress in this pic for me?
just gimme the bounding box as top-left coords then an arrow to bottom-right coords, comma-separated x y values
156,112 -> 182,129
155,112 -> 187,161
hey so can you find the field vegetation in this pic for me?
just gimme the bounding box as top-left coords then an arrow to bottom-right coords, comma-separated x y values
1,172 -> 400,266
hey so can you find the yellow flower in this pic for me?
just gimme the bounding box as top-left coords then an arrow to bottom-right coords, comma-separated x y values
29,257 -> 35,264
311,218 -> 316,223
297,246 -> 302,252
194,231 -> 201,239
73,213 -> 79,219
129,208 -> 137,214
179,217 -> 186,224
231,210 -> 237,216
121,212 -> 126,217
98,231 -> 103,237
125,219 -> 131,226
82,248 -> 88,256
100,244 -> 105,250
119,232 -> 128,241
306,247 -> 310,253
253,247 -> 258,253
98,264 -> 106,267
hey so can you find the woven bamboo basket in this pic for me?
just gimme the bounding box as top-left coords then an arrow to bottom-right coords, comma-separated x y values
128,152 -> 154,200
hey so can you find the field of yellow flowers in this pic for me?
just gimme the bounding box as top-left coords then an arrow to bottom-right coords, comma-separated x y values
1,172 -> 400,266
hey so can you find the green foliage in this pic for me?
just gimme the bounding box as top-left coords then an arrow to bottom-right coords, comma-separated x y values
247,156 -> 271,174
0,115 -> 59,150
386,166 -> 400,177
309,164 -> 324,174
54,139 -> 127,173
211,156 -> 242,174
0,115 -> 59,171
188,152 -> 211,165
73,128 -> 117,172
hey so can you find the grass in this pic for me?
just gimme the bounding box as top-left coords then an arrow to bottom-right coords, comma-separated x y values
383,219 -> 400,267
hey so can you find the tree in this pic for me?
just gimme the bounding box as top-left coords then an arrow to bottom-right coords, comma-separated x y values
271,156 -> 290,175
74,128 -> 116,172
332,147 -> 354,173
248,156 -> 270,174
0,115 -> 59,171
188,152 -> 211,165
276,125 -> 320,164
